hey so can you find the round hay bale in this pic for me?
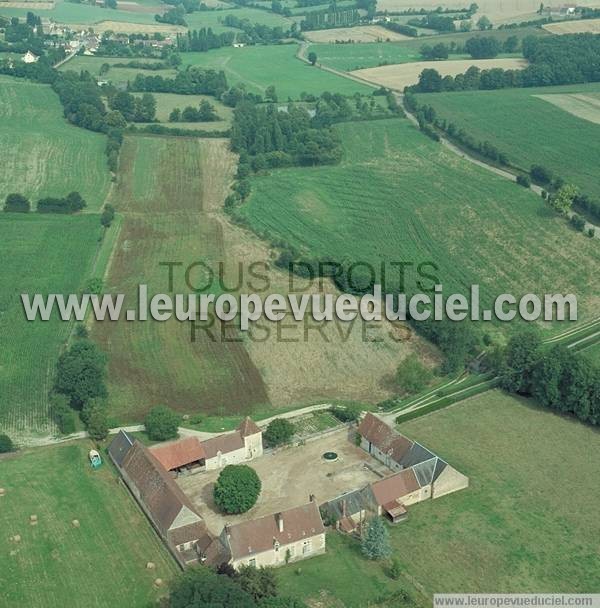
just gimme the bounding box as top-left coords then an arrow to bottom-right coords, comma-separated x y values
13,534 -> 21,543
0,488 -> 6,496
72,519 -> 80,528
153,578 -> 163,588
30,515 -> 38,523
146,562 -> 156,570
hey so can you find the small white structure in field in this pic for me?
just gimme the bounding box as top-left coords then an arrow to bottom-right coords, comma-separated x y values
21,51 -> 39,64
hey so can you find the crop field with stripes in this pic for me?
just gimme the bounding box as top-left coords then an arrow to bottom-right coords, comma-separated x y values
238,118 -> 600,334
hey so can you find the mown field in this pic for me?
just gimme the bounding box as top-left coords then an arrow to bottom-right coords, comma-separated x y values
91,135 -> 270,422
0,76 -> 109,210
238,118 -> 600,332
0,442 -> 178,607
279,390 -> 600,605
416,82 -> 600,200
0,212 -> 104,437
180,45 -> 373,99
0,0 -> 293,31
309,26 -> 545,72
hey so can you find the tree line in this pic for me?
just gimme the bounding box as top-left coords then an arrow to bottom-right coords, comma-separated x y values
222,14 -> 297,42
168,99 -> 220,122
411,34 -> 600,93
175,28 -> 235,52
3,191 -> 86,214
129,66 -> 228,96
498,330 -> 600,427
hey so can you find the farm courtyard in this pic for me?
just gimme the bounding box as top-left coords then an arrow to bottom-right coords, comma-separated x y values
178,428 -> 386,534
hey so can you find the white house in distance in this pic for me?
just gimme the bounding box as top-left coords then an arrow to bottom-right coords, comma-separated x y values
21,51 -> 39,64
149,417 -> 263,476
222,499 -> 326,570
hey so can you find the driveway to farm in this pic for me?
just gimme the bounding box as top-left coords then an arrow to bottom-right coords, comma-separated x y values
177,427 -> 387,535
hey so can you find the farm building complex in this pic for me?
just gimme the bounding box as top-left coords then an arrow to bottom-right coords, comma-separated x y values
108,412 -> 467,569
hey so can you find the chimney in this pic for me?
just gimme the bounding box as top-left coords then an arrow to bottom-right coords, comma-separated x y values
276,512 -> 284,533
224,524 -> 231,539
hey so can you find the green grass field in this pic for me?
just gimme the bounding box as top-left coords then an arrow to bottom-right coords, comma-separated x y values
180,45 -> 373,99
0,213 -> 105,436
238,118 -> 600,332
580,341 -> 600,365
310,26 -> 546,71
0,76 -> 110,210
416,82 -> 600,200
0,442 -> 178,607
1,0 -> 292,30
279,390 -> 600,605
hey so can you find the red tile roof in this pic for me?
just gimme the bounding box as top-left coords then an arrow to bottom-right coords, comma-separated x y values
150,437 -> 206,471
226,501 -> 325,560
370,468 -> 420,507
357,412 -> 413,463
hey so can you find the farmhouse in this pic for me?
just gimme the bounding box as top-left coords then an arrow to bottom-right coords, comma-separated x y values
21,51 -> 39,64
108,431 -> 225,567
149,417 -> 263,475
222,499 -> 326,570
357,413 -> 469,522
320,486 -> 378,532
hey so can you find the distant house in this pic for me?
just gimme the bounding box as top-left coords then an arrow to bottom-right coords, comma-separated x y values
108,431 -> 226,567
232,42 -> 245,48
357,413 -> 469,522
222,499 -> 326,569
21,51 -> 39,64
149,417 -> 263,475
543,4 -> 578,17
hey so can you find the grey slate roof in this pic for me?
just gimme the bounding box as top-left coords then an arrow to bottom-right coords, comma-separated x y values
107,430 -> 134,467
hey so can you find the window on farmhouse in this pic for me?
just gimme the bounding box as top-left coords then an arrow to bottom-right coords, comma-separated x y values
303,541 -> 312,555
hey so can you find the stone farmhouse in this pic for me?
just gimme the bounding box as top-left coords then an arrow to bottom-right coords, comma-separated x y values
356,413 -> 469,523
221,499 -> 326,569
108,431 -> 225,567
109,418 -> 324,570
149,417 -> 263,475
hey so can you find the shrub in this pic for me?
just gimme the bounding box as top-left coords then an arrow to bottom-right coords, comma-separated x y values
264,418 -> 295,446
569,213 -> 586,232
0,433 -> 16,453
361,517 -> 391,560
214,464 -> 261,514
330,404 -> 361,423
516,174 -> 531,188
86,405 -> 109,441
51,393 -> 77,435
588,227 -> 596,238
4,192 -> 30,213
389,557 -> 402,580
396,354 -> 433,395
235,565 -> 277,602
144,405 -> 181,441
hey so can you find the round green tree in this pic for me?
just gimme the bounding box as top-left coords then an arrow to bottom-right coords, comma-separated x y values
214,464 -> 261,514
264,418 -> 295,447
144,405 -> 181,441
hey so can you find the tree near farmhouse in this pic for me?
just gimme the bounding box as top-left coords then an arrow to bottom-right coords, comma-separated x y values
308,51 -> 317,65
144,405 -> 181,441
264,418 -> 295,446
214,465 -> 261,514
362,517 -> 392,560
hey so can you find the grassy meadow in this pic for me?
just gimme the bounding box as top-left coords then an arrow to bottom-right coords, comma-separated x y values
0,76 -> 110,210
309,26 -> 546,72
238,118 -> 600,332
0,213 -> 105,436
416,82 -> 600,200
279,390 -> 600,605
180,45 -> 373,99
91,135 -> 270,422
0,442 -> 178,607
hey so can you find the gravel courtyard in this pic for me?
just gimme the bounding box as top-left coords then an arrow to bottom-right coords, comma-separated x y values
177,428 -> 386,534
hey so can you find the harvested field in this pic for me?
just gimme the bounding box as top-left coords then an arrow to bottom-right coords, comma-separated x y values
91,135 -> 269,422
113,0 -> 164,13
0,1 -> 53,7
69,19 -> 186,33
304,25 -> 413,43
543,17 -> 600,35
535,92 -> 600,125
351,57 -> 528,90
